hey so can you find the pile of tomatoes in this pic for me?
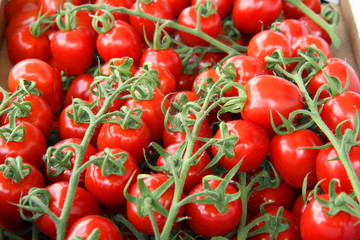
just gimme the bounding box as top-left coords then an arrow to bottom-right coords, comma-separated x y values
1,0 -> 360,239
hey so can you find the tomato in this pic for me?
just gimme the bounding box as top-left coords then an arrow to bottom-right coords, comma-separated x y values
300,194 -> 360,240
45,138 -> 98,188
8,59 -> 57,103
212,119 -> 269,172
232,0 -> 282,34
5,0 -> 38,22
292,34 -> 332,59
177,73 -> 197,91
7,26 -> 50,65
51,28 -> 95,76
34,181 -> 101,239
96,117 -> 151,164
85,148 -> 140,207
247,30 -> 293,65
125,88 -> 170,143
316,144 -> 360,194
292,189 -> 313,220
283,0 -> 321,20
299,14 -> 331,45
247,180 -> 297,218
248,206 -> 301,240
94,0 -> 135,23
190,0 -> 233,19
165,0 -> 190,17
191,68 -> 220,94
308,58 -> 360,100
129,0 -> 174,42
140,47 -> 183,82
185,180 -> 242,237
156,142 -> 212,193
269,129 -> 323,188
0,122 -> 46,169
4,6 -> 39,40
0,163 -> 45,224
126,174 -> 185,236
276,19 -> 309,44
96,20 -> 143,65
65,215 -> 123,240
75,10 -> 99,42
241,75 -> 304,128
64,73 -> 94,107
177,5 -> 222,46
100,58 -> 138,76
38,0 -> 89,16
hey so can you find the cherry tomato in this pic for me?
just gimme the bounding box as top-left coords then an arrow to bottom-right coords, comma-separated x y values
185,180 -> 242,237
190,0 -> 233,19
299,14 -> 331,45
283,0 -> 321,20
64,73 -> 94,107
34,181 -> 101,239
75,10 -> 99,42
292,34 -> 332,59
292,189 -> 313,220
276,19 -> 309,44
5,0 -> 38,22
65,215 -> 123,240
166,0 -> 191,17
4,6 -> 39,40
232,0 -> 282,34
85,148 -> 140,207
94,0 -> 135,23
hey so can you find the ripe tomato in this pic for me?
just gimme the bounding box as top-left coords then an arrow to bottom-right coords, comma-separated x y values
190,0 -> 233,19
292,34 -> 332,59
282,0 -> 321,19
34,181 -> 101,239
269,129 -> 323,188
232,0 -> 282,34
126,174 -> 185,235
212,119 -> 270,172
185,180 -> 242,237
292,189 -> 313,220
299,14 -> 331,45
177,5 -> 222,46
300,194 -> 360,240
5,0 -> 38,22
94,0 -> 135,23
45,138 -> 98,188
0,122 -> 46,169
316,144 -> 360,194
241,75 -> 304,128
64,73 -> 94,107
96,20 -> 143,65
0,163 -> 45,224
276,19 -> 309,44
166,0 -> 190,17
85,148 -> 140,207
75,10 -> 99,42
65,215 -> 123,240
4,6 -> 39,40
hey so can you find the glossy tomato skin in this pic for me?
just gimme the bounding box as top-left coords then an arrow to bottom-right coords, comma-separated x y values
96,117 -> 151,164
0,163 -> 45,224
269,129 -> 323,188
178,5 -> 222,46
51,29 -> 95,76
282,0 -> 321,19
276,19 -> 309,44
248,206 -> 301,240
94,0 -> 135,23
126,174 -> 185,235
316,144 -> 360,194
308,58 -> 360,100
300,194 -> 360,240
85,148 -> 140,207
292,189 -> 313,220
166,0 -> 190,17
185,180 -> 242,237
45,138 -> 98,188
299,14 -> 331,45
212,119 -> 270,172
232,0 -> 282,34
65,215 -> 123,240
96,20 -> 143,65
292,34 -> 331,59
190,0 -> 233,19
64,73 -> 94,107
7,26 -> 50,65
4,6 -> 39,40
34,181 -> 101,239
0,122 -> 46,169
241,75 -> 304,128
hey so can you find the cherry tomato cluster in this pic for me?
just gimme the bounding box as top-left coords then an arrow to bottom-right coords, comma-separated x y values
1,0 -> 360,239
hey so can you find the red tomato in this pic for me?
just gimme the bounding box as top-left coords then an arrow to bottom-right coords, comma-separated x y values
292,189 -> 313,220
51,29 -> 95,76
75,10 -> 99,42
129,0 -> 174,42
85,148 -> 140,207
247,30 -> 293,65
192,68 -> 220,94
212,119 -> 270,172
178,5 -> 221,46
126,174 -> 185,235
269,129 -> 323,188
96,117 -> 151,164
283,0 -> 321,20
241,75 -> 304,128
165,0 -> 190,17
0,163 -> 45,224
156,142 -> 212,193
185,180 -> 242,237
65,215 -> 123,240
45,138 -> 98,188
308,58 -> 360,100
276,19 -> 309,44
34,181 -> 101,239
7,26 -> 50,65
190,0 -> 233,19
94,0 -> 135,23
96,20 -> 143,65
292,34 -> 331,59
299,14 -> 331,45
247,181 -> 297,218
316,144 -> 360,194
4,6 -> 39,40
248,206 -> 301,240
100,58 -> 138,76
64,73 -> 94,107
300,194 -> 360,240
177,73 -> 197,91
5,0 -> 38,22
0,122 -> 46,169
232,0 -> 282,34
